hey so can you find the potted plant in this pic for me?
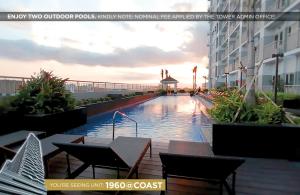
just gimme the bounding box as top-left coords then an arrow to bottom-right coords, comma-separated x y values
208,89 -> 300,160
11,70 -> 87,134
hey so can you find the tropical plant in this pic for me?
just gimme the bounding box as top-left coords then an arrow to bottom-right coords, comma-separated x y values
12,70 -> 76,114
208,90 -> 256,123
254,102 -> 286,124
208,89 -> 286,124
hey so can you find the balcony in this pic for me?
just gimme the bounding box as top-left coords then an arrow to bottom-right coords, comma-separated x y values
220,48 -> 228,61
229,63 -> 238,72
242,0 -> 249,12
229,39 -> 239,53
220,33 -> 228,46
286,29 -> 300,52
229,21 -> 239,35
254,21 -> 262,34
241,55 -> 248,66
266,0 -> 296,12
255,46 -> 261,62
218,65 -> 226,76
230,0 -> 240,12
284,85 -> 300,94
241,23 -> 248,43
263,41 -> 284,59
221,0 -> 229,12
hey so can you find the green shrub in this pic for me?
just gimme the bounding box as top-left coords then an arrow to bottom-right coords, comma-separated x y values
258,92 -> 300,105
158,89 -> 167,95
0,96 -> 16,114
208,90 -> 256,123
208,89 -> 286,124
254,102 -> 286,124
12,70 -> 76,114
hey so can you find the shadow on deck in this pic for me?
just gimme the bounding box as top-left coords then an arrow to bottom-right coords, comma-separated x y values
48,137 -> 300,195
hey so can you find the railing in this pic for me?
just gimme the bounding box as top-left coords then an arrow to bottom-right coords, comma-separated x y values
218,65 -> 226,75
112,111 -> 137,140
229,21 -> 239,35
0,75 -> 159,96
284,85 -> 300,94
241,27 -> 248,43
255,46 -> 261,62
266,0 -> 295,12
241,55 -> 248,67
263,41 -> 284,59
286,29 -> 300,52
229,39 -> 239,53
254,21 -> 262,34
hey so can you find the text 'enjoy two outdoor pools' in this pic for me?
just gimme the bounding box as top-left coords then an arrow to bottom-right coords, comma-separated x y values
67,96 -> 211,143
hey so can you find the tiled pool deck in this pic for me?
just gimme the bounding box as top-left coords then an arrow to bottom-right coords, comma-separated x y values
47,137 -> 300,195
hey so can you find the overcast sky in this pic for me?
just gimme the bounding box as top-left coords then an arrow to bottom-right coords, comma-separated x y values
0,0 -> 209,87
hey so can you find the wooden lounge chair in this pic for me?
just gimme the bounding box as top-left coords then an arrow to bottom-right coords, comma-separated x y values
159,141 -> 245,195
53,136 -> 151,179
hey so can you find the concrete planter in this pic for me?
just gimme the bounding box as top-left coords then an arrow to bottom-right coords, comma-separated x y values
212,123 -> 300,160
84,93 -> 158,116
22,107 -> 87,135
283,99 -> 300,109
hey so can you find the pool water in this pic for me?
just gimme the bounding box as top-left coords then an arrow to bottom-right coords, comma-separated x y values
67,96 -> 209,142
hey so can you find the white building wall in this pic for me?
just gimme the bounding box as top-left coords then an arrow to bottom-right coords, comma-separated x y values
208,0 -> 300,94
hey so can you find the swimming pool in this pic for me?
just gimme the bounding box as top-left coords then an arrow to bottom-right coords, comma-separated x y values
67,96 -> 209,142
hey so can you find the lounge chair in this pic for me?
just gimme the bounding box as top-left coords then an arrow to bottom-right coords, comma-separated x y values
159,141 -> 245,195
53,136 -> 151,179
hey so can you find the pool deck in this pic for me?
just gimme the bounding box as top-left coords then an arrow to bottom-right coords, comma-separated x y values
48,137 -> 300,195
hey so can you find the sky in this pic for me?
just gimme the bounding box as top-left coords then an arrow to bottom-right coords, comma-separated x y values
0,0 -> 209,88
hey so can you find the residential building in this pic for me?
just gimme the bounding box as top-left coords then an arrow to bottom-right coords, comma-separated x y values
208,0 -> 300,94
0,133 -> 46,195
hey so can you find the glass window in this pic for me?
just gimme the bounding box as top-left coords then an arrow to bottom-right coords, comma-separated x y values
290,73 -> 295,85
288,26 -> 292,36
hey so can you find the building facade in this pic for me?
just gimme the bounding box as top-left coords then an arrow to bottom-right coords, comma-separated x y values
0,133 -> 46,194
208,0 -> 300,94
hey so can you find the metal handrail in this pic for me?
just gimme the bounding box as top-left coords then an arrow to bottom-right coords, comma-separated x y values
112,111 -> 137,140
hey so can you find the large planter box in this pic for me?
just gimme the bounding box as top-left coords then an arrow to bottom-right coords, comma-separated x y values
22,107 -> 87,135
283,99 -> 300,109
84,93 -> 158,116
213,123 -> 300,160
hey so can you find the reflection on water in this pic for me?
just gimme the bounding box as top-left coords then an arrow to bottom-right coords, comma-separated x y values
67,96 -> 209,143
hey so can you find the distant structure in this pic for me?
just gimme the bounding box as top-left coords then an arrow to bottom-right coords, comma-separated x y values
160,75 -> 179,94
0,133 -> 46,195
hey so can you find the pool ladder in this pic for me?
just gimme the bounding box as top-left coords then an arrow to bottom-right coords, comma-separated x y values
112,111 -> 138,140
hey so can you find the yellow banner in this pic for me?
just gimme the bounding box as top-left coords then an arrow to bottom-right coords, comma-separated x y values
45,179 -> 165,191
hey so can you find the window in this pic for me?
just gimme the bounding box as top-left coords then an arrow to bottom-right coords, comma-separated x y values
290,73 -> 295,85
287,26 -> 292,36
277,0 -> 281,9
274,35 -> 278,48
286,74 -> 289,85
279,32 -> 283,44
215,66 -> 218,77
216,52 -> 218,62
